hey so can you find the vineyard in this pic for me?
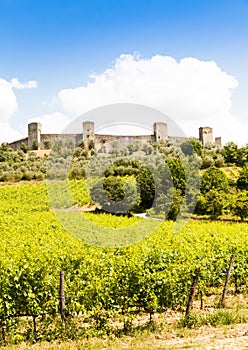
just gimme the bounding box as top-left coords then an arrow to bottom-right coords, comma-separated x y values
0,181 -> 248,345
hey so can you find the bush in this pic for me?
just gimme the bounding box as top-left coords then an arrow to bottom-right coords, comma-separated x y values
33,172 -> 46,181
22,171 -> 34,181
32,140 -> 39,150
20,143 -> 29,153
43,140 -> 51,150
178,310 -> 244,329
201,156 -> 215,168
69,167 -> 85,180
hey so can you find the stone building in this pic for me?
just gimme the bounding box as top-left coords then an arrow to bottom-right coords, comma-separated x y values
199,127 -> 222,147
8,121 -> 221,151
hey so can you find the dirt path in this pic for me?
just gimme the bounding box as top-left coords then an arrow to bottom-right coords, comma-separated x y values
143,323 -> 248,349
2,323 -> 248,349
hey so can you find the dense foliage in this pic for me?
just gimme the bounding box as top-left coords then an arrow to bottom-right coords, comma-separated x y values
0,144 -> 47,182
1,137 -> 248,220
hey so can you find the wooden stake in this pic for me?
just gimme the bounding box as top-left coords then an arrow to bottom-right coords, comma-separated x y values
220,255 -> 235,307
200,290 -> 203,310
185,268 -> 200,316
59,271 -> 65,321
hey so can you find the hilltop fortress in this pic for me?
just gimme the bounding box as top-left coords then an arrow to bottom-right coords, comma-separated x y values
9,121 -> 221,152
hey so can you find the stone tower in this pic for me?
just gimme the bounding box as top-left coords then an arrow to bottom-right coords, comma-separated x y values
28,122 -> 42,150
215,137 -> 222,147
153,122 -> 168,142
199,127 -> 213,147
83,121 -> 95,142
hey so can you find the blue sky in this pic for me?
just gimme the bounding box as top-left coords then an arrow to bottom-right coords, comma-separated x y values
0,0 -> 248,145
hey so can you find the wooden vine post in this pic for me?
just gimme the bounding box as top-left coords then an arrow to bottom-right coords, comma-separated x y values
185,268 -> 200,316
220,254 -> 235,307
59,271 -> 66,321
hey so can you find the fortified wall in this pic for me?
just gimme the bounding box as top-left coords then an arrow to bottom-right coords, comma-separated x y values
8,122 -> 221,151
82,121 -> 168,153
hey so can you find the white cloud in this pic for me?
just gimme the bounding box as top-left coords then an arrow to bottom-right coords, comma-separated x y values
58,54 -> 239,144
0,77 -> 38,143
0,121 -> 22,144
0,78 -> 18,121
11,78 -> 38,89
0,78 -> 20,143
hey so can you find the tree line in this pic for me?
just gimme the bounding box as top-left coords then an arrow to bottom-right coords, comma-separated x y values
0,138 -> 248,221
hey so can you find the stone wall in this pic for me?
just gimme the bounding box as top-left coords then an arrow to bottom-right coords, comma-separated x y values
8,121 -> 221,151
94,134 -> 154,153
40,134 -> 82,149
8,121 -> 167,151
9,137 -> 28,151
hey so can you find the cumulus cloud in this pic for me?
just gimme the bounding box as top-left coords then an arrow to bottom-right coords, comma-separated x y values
0,77 -> 38,143
58,54 -> 239,143
0,78 -> 18,121
0,121 -> 22,144
11,78 -> 38,90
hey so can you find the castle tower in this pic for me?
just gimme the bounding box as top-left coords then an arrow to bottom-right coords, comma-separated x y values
215,137 -> 222,147
82,121 -> 95,142
153,122 -> 168,142
28,122 -> 42,150
199,127 -> 213,147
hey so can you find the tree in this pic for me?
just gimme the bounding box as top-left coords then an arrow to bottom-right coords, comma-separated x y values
151,188 -> 184,221
237,166 -> 248,191
221,142 -> 239,165
156,164 -> 173,195
142,143 -> 153,155
166,158 -> 185,195
191,140 -> 203,157
232,191 -> 248,221
195,189 -> 226,218
201,155 -> 215,169
104,159 -> 155,211
90,175 -> 140,213
180,141 -> 194,156
197,166 -> 230,218
165,188 -> 184,221
180,140 -> 202,157
236,146 -> 248,166
214,155 -> 225,168
200,166 -> 229,194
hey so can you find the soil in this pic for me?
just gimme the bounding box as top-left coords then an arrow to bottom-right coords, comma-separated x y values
145,323 -> 248,349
